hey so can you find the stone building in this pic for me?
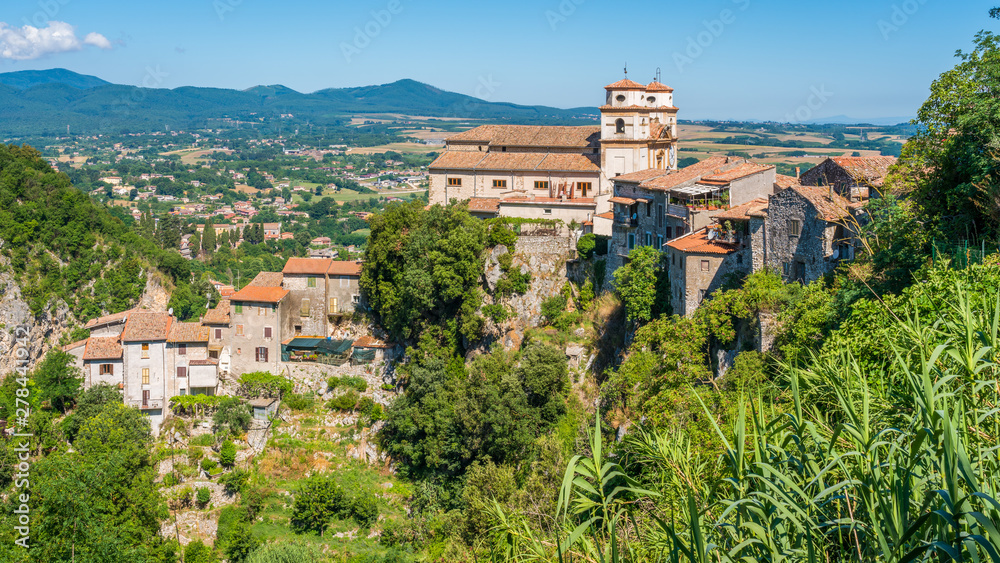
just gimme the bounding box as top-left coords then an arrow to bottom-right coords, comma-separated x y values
798,156 -> 896,201
166,322 -> 214,399
607,157 -> 778,274
120,311 -> 173,431
428,76 -> 681,222
665,226 -> 750,317
327,260 -> 363,316
763,185 -> 857,284
283,258 -> 333,337
228,272 -> 289,376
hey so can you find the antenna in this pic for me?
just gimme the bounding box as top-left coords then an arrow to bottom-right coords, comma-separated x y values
624,63 -> 628,79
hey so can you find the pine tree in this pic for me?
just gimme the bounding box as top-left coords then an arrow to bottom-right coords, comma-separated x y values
203,220 -> 217,255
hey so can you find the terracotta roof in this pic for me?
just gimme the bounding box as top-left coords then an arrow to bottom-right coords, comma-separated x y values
230,285 -> 289,303
328,261 -> 363,276
605,78 -> 646,90
700,162 -> 775,185
711,198 -> 769,221
62,339 -> 88,352
430,151 -> 600,173
283,258 -> 333,276
609,196 -> 637,205
666,228 -> 740,255
203,299 -> 231,325
641,157 -> 736,191
614,168 -> 675,184
829,156 -> 897,187
121,311 -> 173,342
247,271 -> 284,288
446,125 -> 599,148
646,81 -> 674,93
189,358 -> 219,366
595,211 -> 615,220
167,322 -> 209,343
353,336 -> 391,348
467,198 -> 501,213
220,287 -> 235,297
789,186 -> 853,222
83,336 -> 123,361
84,309 -> 134,329
775,174 -> 799,190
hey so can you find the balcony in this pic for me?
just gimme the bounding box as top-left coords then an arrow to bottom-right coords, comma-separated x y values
128,399 -> 164,410
666,204 -> 689,218
614,215 -> 638,227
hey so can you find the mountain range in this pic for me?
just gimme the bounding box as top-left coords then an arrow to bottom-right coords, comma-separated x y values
0,69 -> 600,137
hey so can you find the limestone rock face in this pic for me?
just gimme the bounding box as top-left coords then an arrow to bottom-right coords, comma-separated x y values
0,264 -> 73,375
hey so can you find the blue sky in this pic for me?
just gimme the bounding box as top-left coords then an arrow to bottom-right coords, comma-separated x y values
0,0 -> 995,121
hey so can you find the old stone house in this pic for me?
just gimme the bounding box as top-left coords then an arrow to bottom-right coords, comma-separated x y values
228,272 -> 289,376
763,185 -> 858,284
166,322 -> 214,399
798,156 -> 896,201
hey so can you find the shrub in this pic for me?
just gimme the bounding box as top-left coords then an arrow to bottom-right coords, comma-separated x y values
327,391 -> 359,411
196,487 -> 211,507
184,539 -> 217,563
482,303 -> 510,324
212,397 -> 252,437
578,280 -> 595,311
327,376 -> 367,393
358,396 -> 383,423
190,434 -> 215,447
488,222 -> 517,249
350,493 -> 380,529
576,233 -> 596,259
201,458 -> 218,472
238,372 -> 293,398
219,468 -> 250,495
219,440 -> 237,468
541,294 -> 567,325
282,393 -> 316,411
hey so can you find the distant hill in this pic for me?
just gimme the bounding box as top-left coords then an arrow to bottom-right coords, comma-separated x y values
0,68 -> 110,90
804,115 -> 915,126
0,69 -> 599,136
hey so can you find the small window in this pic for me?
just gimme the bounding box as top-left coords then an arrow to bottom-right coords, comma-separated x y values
294,325 -> 302,335
447,178 -> 462,187
790,220 -> 801,237
99,364 -> 113,376
615,119 -> 625,133
782,262 -> 791,275
737,254 -> 743,265
534,181 -> 550,191
300,298 -> 311,317
178,343 -> 187,356
307,277 -> 317,288
141,343 -> 150,359
543,209 -> 552,215
493,179 -> 507,189
215,328 -> 222,339
177,366 -> 187,378
701,260 -> 710,272
657,235 -> 663,248
234,304 -> 243,314
142,368 -> 150,385
264,326 -> 272,339
645,233 -> 652,246
180,388 -> 187,396
352,294 -> 361,304
236,324 -> 244,336
578,182 -> 592,197
628,233 -> 635,250
616,94 -> 626,103
646,202 -> 651,217
657,204 -> 664,228
256,347 -> 269,363
142,390 -> 149,408
647,96 -> 657,104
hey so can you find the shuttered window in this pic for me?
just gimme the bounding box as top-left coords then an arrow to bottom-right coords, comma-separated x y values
177,366 -> 187,378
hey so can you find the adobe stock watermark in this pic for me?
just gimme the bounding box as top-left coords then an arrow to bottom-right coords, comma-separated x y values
673,0 -> 750,74
21,0 -> 72,28
546,0 -> 585,31
448,75 -> 502,119
785,85 -> 834,124
214,0 -> 244,22
341,0 -> 404,64
11,326 -> 33,549
878,0 -> 928,41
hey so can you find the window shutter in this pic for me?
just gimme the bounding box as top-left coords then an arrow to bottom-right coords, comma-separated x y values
142,390 -> 149,407
178,344 -> 187,356
215,329 -> 222,339
264,327 -> 272,339
262,347 -> 269,362
177,367 -> 187,378
301,299 -> 310,317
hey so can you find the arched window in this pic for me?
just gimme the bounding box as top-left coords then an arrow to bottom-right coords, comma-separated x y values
615,119 -> 625,134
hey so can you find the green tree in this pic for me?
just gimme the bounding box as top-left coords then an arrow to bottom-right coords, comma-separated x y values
203,220 -> 217,255
613,245 -> 667,324
290,475 -> 346,536
34,350 -> 81,413
219,440 -> 237,468
213,397 -> 252,437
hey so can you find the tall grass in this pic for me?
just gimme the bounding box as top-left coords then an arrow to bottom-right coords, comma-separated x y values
487,285 -> 1000,562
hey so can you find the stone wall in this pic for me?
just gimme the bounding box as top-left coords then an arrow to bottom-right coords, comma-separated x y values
764,190 -> 838,284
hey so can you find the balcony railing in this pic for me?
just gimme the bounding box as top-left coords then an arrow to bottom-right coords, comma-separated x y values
614,215 -> 639,227
666,204 -> 688,218
128,399 -> 164,410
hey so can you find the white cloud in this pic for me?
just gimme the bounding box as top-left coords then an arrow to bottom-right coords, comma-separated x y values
83,32 -> 112,50
0,21 -> 112,60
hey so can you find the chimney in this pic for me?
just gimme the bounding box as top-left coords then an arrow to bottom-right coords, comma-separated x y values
795,167 -> 801,179
829,185 -> 834,201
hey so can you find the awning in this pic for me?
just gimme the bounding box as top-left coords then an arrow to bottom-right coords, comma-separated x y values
609,197 -> 636,205
672,184 -> 719,197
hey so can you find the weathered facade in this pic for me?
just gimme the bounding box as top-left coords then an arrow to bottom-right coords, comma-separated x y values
665,227 -> 750,317
798,156 -> 897,201
229,272 -> 288,376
